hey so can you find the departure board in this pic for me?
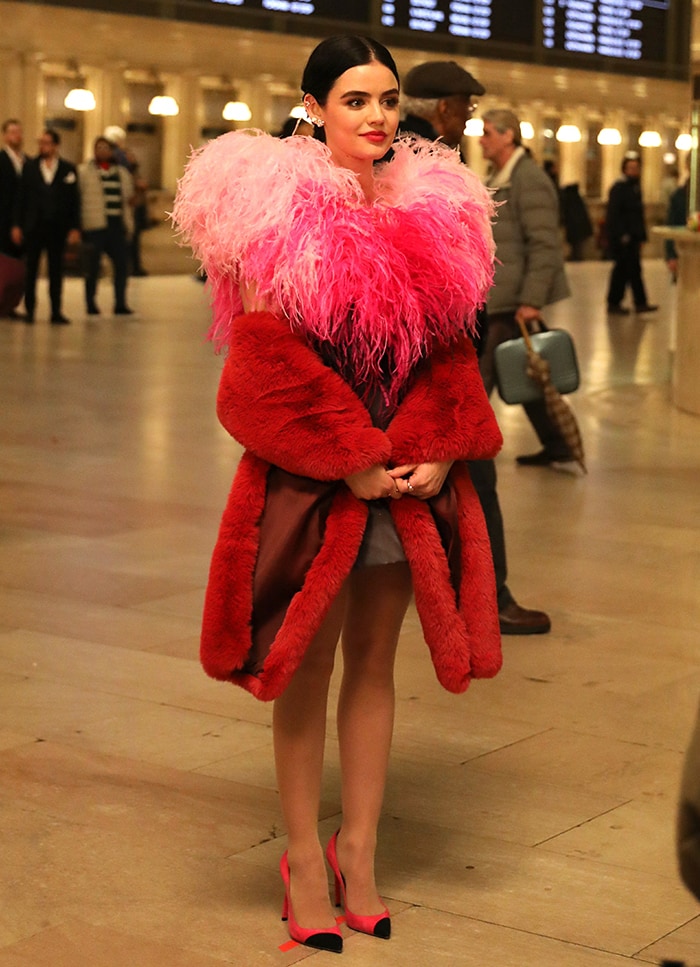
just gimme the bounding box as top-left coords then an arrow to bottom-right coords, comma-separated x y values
31,0 -> 691,80
541,0 -> 670,63
206,0 -> 370,19
380,0 -> 536,44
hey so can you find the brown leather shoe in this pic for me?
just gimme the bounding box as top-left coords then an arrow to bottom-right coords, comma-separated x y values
499,601 -> 551,635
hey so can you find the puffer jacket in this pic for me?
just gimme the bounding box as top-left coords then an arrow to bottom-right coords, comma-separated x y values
487,152 -> 570,315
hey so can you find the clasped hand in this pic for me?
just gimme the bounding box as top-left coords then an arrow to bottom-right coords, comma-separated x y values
344,460 -> 453,501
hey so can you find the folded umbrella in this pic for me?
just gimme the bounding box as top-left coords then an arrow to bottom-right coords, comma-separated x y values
518,319 -> 586,474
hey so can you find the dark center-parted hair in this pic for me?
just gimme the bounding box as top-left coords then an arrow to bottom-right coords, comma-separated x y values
301,35 -> 399,142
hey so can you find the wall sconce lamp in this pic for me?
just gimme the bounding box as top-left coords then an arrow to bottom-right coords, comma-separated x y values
222,100 -> 252,122
638,130 -> 662,148
597,127 -> 622,145
148,95 -> 180,117
556,124 -> 582,143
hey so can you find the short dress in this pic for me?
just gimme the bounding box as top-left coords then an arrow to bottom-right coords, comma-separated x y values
317,340 -> 407,569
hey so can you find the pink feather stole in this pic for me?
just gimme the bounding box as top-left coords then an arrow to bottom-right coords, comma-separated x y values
172,130 -> 496,403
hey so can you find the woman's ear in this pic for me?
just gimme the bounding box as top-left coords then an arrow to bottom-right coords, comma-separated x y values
304,96 -> 324,128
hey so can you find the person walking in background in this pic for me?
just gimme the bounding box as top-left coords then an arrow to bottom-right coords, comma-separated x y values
125,148 -> 149,277
0,118 -> 27,320
400,62 -> 551,636
605,154 -> 657,315
174,34 -> 503,953
103,126 -> 150,277
78,136 -> 134,316
478,108 -> 573,468
0,119 -> 25,258
560,182 -> 593,261
12,129 -> 80,325
665,160 -> 690,282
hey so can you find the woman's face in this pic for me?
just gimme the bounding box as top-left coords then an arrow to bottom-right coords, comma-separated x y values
307,61 -> 400,168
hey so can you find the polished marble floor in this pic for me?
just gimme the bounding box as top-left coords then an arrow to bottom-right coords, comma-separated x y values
1,259 -> 699,966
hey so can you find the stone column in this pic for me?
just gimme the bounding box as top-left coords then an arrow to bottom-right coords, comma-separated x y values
557,108 -> 587,187
160,71 -> 199,195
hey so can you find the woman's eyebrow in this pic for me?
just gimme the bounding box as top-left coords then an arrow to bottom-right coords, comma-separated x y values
340,88 -> 400,98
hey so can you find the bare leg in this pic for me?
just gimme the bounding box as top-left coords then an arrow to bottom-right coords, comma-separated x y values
273,587 -> 347,929
335,562 -> 413,915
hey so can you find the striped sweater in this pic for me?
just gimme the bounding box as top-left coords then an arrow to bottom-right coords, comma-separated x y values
78,160 -> 134,234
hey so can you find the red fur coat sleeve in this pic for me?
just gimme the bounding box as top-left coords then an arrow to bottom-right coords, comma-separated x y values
387,335 -> 502,462
217,312 -> 501,475
217,311 -> 391,480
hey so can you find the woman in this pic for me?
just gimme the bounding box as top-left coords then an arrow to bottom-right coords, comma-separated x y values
174,35 -> 502,954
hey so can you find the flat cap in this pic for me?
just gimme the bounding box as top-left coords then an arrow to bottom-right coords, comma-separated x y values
403,61 -> 485,99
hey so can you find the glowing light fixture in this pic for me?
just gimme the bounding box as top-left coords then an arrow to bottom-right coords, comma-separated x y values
520,121 -> 535,140
663,151 -> 677,165
148,95 -> 179,117
222,100 -> 252,122
556,124 -> 581,143
290,105 -> 306,119
638,130 -> 662,147
597,127 -> 622,146
464,117 -> 483,137
676,133 -> 693,151
64,87 -> 96,111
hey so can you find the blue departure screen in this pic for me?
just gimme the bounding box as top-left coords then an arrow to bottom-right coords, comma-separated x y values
542,0 -> 670,63
380,0 -> 536,45
207,0 -> 370,19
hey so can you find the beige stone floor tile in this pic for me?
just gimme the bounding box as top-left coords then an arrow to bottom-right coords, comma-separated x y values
0,541 -> 196,607
0,728 -> 35,752
64,702 -> 272,771
464,727 -> 685,797
374,818 -> 699,956
540,796 -> 682,878
640,913 -> 700,965
143,631 -> 201,660
0,671 -> 271,769
390,700 -> 549,765
0,629 -> 209,708
134,587 -> 207,619
0,743 -> 289,956
0,586 -> 202,652
449,656 -> 700,754
340,906 -> 653,967
0,920 -> 234,967
382,754 -> 629,847
0,676 -> 148,739
0,625 -> 272,725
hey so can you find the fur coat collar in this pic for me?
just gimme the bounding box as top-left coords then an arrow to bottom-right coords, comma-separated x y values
173,130 -> 496,404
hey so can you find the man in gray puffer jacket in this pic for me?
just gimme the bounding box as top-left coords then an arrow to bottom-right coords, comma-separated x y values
479,109 -> 572,467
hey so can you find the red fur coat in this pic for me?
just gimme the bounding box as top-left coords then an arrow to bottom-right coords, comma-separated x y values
201,311 -> 503,701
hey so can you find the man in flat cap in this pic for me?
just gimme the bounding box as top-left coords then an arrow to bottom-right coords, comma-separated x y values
401,60 -> 484,157
399,64 -> 551,638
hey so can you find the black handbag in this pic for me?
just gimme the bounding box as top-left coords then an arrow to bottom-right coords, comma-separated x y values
494,320 -> 580,405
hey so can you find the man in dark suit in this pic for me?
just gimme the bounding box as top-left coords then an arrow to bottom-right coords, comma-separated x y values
0,119 -> 26,319
0,118 -> 25,257
12,129 -> 80,324
605,154 -> 657,315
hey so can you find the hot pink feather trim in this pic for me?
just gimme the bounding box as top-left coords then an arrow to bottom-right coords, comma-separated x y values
172,130 -> 495,399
